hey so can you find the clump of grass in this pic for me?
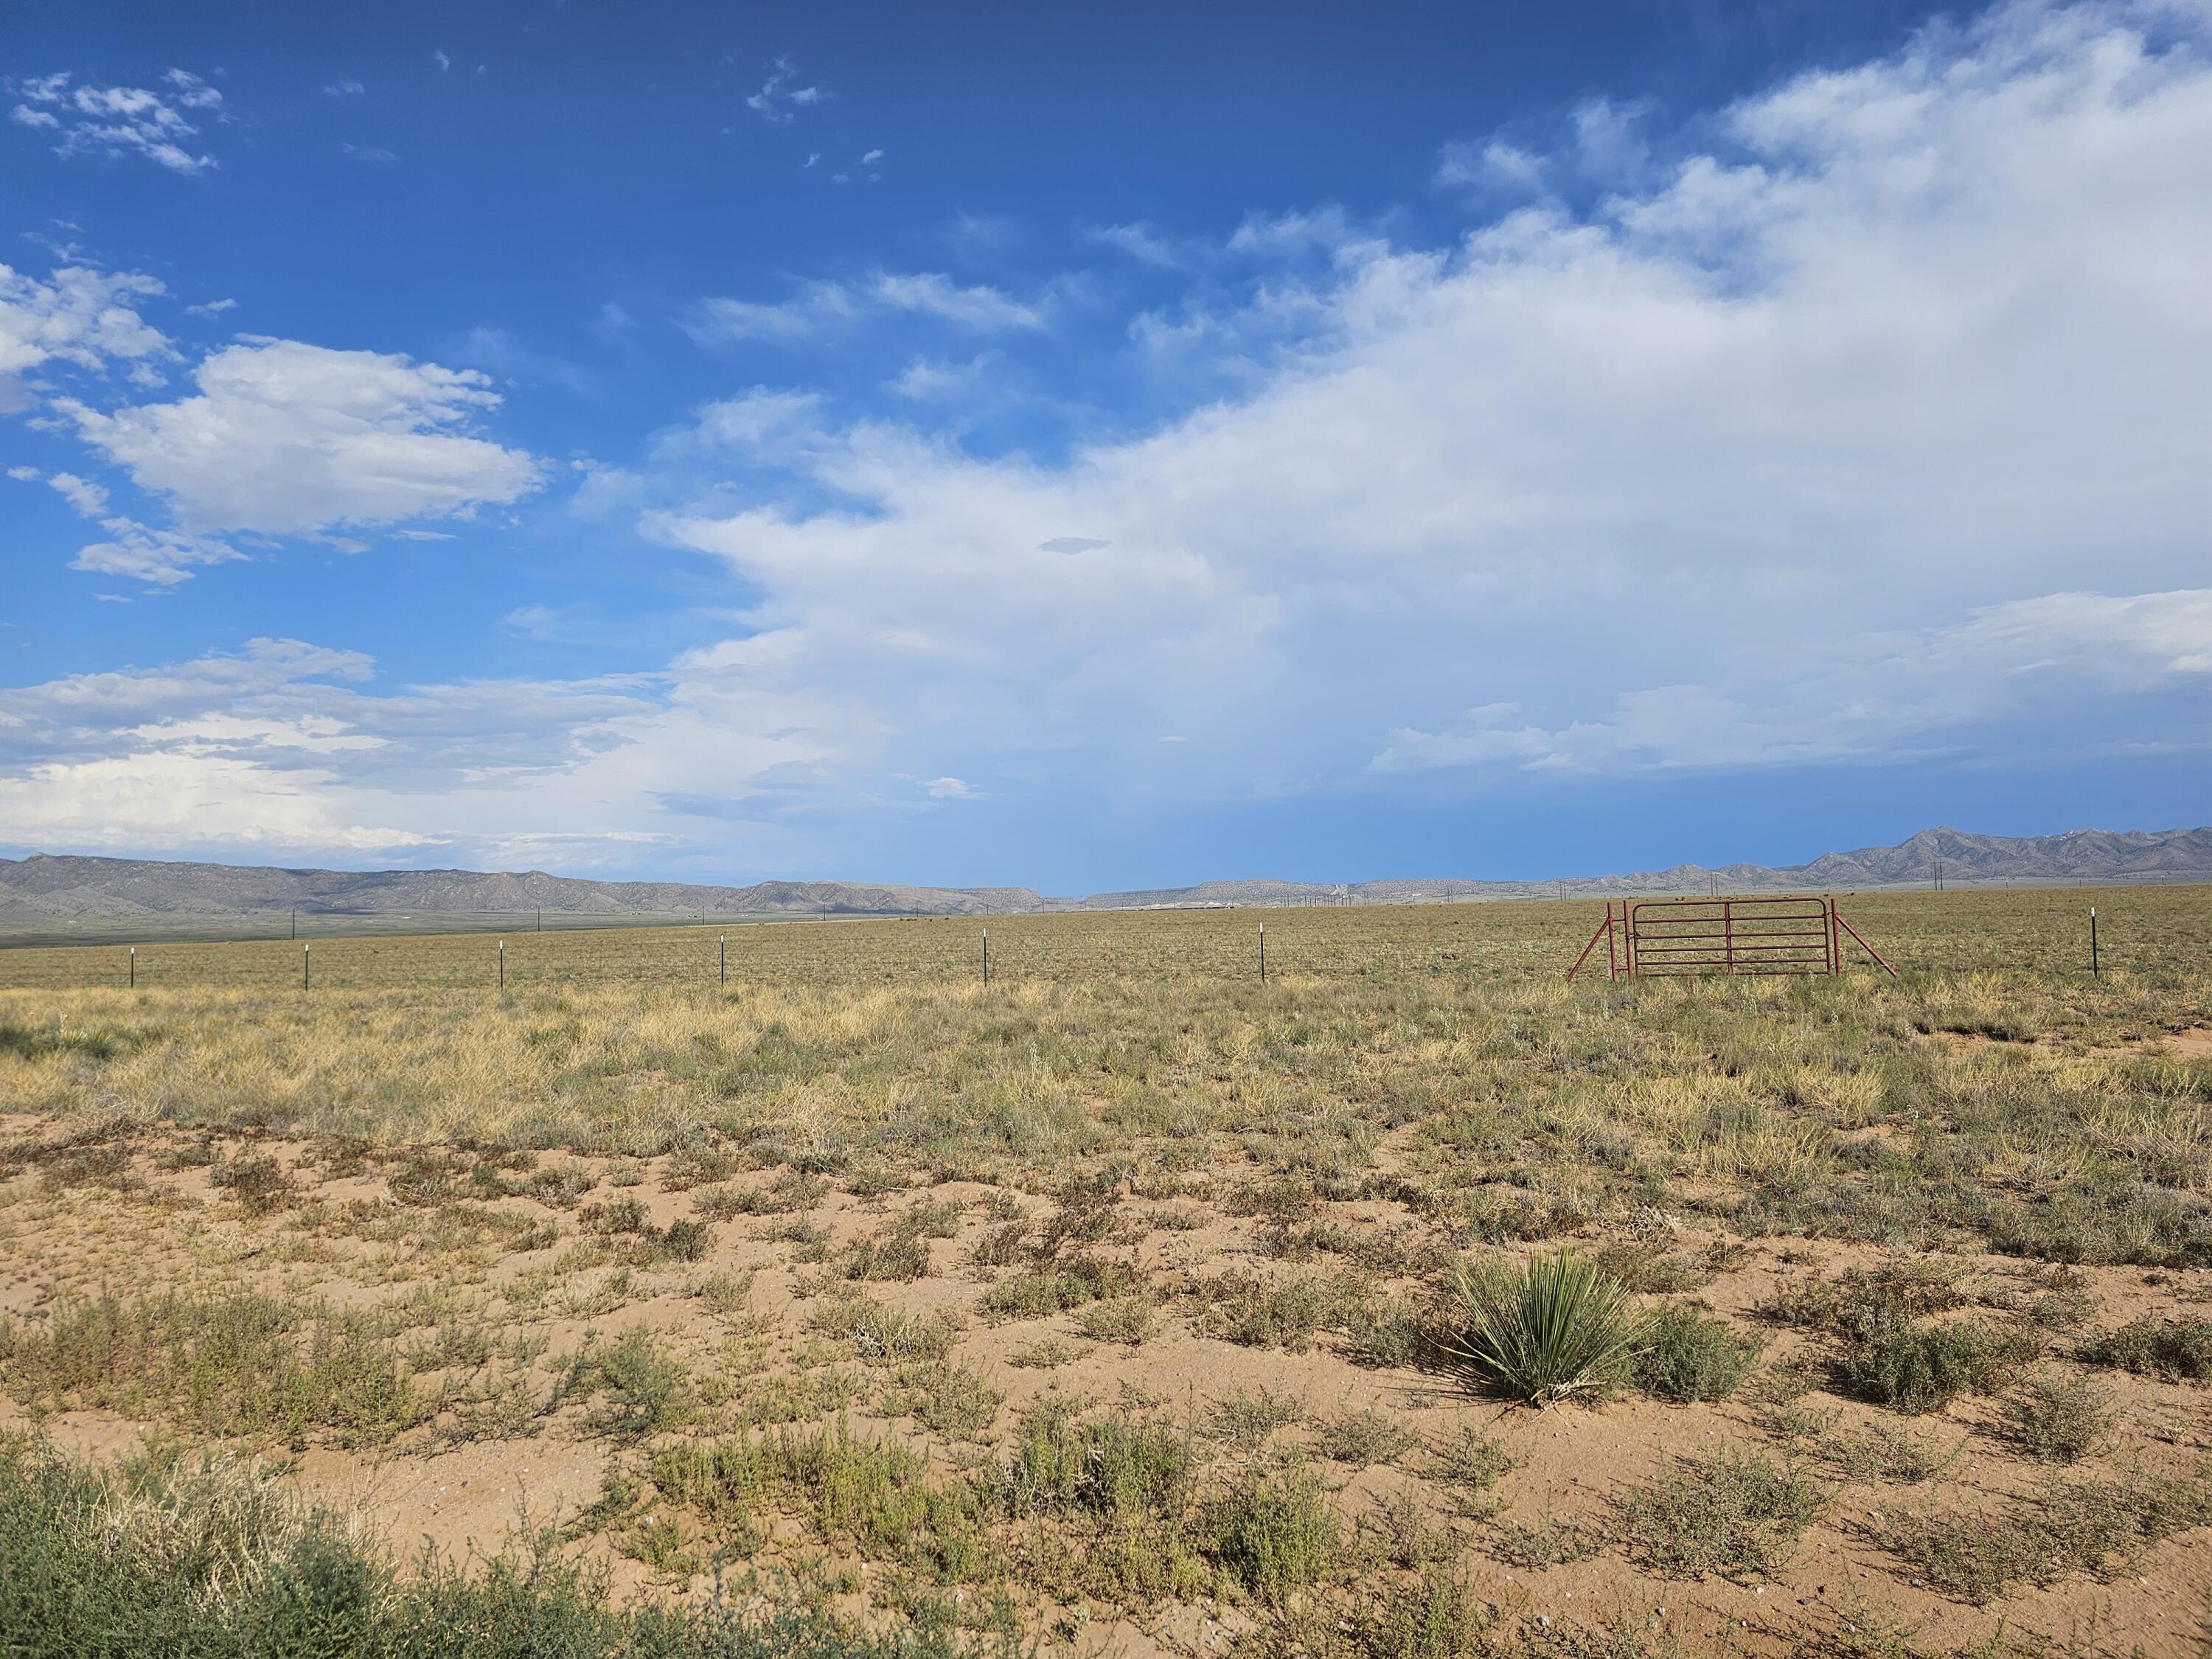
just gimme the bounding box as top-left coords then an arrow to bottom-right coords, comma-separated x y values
209,1155 -> 297,1216
886,1361 -> 1003,1439
1630,1304 -> 1762,1402
2079,1317 -> 2212,1382
558,1327 -> 692,1438
1618,1446 -> 1828,1584
807,1294 -> 956,1363
1998,1374 -> 2117,1464
0,1292 -> 419,1445
1005,1338 -> 1085,1369
1876,1464 -> 2212,1603
978,1257 -> 1135,1324
1314,1407 -> 1416,1467
1200,1466 -> 1338,1602
1356,1565 -> 1487,1659
1072,1294 -> 1157,1346
1191,1272 -> 1352,1351
1427,1426 -> 1518,1517
1837,1318 -> 2038,1414
1002,1405 -> 1197,1524
650,1217 -> 714,1264
844,1222 -> 932,1282
1208,1386 -> 1307,1448
1446,1250 -> 1644,1406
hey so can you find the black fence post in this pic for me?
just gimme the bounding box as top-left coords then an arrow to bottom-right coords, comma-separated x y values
2090,907 -> 2099,977
498,939 -> 505,990
1259,922 -> 1266,983
302,942 -> 310,990
720,933 -> 727,987
128,946 -> 135,989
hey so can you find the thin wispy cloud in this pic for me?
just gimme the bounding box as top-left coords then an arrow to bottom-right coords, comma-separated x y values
7,69 -> 224,175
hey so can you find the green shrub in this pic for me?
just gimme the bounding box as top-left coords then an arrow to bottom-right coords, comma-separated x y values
1837,1318 -> 2037,1413
1200,1467 -> 1338,1601
1618,1446 -> 1828,1584
2079,1317 -> 2212,1382
1446,1250 -> 1644,1406
1631,1304 -> 1761,1402
1998,1374 -> 2116,1464
1877,1465 -> 2212,1603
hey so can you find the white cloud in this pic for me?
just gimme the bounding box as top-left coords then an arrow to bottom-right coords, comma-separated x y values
184,297 -> 235,317
324,78 -> 366,97
433,51 -> 451,73
1435,139 -> 1545,193
69,518 -> 245,585
0,262 -> 170,410
342,142 -> 397,162
924,776 -> 975,799
3,0 -> 2205,867
692,272 -> 1043,344
746,56 -> 823,123
63,338 -> 543,535
637,0 -> 2211,814
7,69 -> 223,175
45,471 -> 107,515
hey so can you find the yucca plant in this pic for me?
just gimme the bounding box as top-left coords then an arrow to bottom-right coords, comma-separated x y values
1447,1248 -> 1646,1406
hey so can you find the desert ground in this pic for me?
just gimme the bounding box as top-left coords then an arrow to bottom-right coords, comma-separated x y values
0,889 -> 2207,1657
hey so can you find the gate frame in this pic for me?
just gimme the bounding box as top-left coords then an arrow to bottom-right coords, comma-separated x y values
1567,894 -> 1894,983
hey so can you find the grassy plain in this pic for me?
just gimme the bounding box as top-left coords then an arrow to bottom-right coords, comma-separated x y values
0,888 -> 2208,1656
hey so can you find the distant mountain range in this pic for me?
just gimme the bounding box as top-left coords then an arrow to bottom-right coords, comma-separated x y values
1,827 -> 2205,936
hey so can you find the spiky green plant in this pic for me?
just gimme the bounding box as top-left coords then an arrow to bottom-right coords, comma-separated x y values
1447,1249 -> 1646,1406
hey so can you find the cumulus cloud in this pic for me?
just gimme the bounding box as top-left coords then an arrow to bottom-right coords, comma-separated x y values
4,0 -> 2207,866
0,263 -> 170,410
63,338 -> 544,535
640,0 -> 2211,812
7,69 -> 223,174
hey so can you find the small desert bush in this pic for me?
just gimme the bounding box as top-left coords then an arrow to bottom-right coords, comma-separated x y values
1837,1318 -> 2038,1413
1446,1249 -> 1644,1405
1200,1467 -> 1338,1602
1356,1565 -> 1488,1659
1315,1407 -> 1416,1467
2079,1317 -> 2212,1382
1002,1405 -> 1197,1523
1876,1464 -> 2212,1603
1630,1304 -> 1762,1402
1618,1446 -> 1828,1584
1999,1374 -> 2117,1464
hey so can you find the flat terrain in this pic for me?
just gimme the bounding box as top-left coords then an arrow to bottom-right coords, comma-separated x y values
1,890 -> 2208,1656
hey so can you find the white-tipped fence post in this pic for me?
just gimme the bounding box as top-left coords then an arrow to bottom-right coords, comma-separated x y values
1259,922 -> 1266,983
128,946 -> 136,989
498,939 -> 505,990
2090,907 -> 2099,978
302,942 -> 310,990
720,933 -> 727,987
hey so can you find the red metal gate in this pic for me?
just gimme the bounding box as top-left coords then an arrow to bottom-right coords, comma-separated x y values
1566,895 -> 1893,982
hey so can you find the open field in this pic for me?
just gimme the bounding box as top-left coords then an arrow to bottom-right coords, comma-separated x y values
1,888 -> 2208,1656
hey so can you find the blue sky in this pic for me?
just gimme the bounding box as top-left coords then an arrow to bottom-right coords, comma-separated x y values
1,0 -> 2205,893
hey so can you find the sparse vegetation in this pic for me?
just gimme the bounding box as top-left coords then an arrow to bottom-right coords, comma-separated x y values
1,889 -> 2208,1652
1618,1447 -> 1828,1584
